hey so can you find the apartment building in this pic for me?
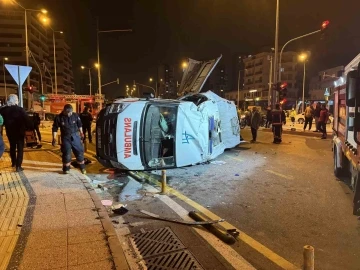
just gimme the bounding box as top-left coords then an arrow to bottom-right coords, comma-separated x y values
0,7 -> 74,104
237,51 -> 300,108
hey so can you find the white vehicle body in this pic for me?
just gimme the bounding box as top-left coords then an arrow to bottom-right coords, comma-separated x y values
96,56 -> 240,170
294,112 -> 333,124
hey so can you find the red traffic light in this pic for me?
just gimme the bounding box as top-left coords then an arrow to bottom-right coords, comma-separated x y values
321,20 -> 330,30
280,82 -> 288,89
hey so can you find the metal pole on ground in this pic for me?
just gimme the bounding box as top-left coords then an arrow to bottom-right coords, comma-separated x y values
303,245 -> 314,270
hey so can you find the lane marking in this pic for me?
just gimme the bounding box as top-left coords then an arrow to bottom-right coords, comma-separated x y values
266,170 -> 294,180
141,185 -> 255,269
140,173 -> 300,270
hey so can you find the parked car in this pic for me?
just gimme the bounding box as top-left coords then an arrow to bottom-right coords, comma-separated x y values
96,56 -> 241,170
295,113 -> 333,124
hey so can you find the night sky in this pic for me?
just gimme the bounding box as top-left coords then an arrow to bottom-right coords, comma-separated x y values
29,0 -> 360,98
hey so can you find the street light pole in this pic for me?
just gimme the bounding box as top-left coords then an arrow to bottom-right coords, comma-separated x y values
278,29 -> 321,82
52,31 -> 57,94
96,18 -> 101,101
272,0 -> 280,108
2,58 -> 8,100
88,68 -> 92,96
302,60 -> 306,113
237,69 -> 241,108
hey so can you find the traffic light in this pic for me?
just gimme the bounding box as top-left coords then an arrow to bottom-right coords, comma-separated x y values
24,86 -> 35,94
39,95 -> 46,102
321,20 -> 330,31
279,82 -> 288,103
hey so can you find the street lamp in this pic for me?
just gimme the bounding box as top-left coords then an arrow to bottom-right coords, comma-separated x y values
1,0 -> 47,106
278,20 -> 330,82
149,78 -> 153,82
81,65 -> 96,96
149,77 -> 157,97
298,53 -> 308,113
96,18 -> 132,108
2,57 -> 9,100
182,61 -> 188,72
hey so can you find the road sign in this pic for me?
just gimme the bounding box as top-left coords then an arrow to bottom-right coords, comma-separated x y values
5,64 -> 32,86
4,64 -> 32,108
324,88 -> 330,96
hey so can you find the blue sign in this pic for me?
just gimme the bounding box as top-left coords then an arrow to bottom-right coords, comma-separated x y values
5,64 -> 32,86
182,131 -> 195,144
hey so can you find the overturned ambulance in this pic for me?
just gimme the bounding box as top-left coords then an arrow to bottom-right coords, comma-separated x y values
96,55 -> 241,170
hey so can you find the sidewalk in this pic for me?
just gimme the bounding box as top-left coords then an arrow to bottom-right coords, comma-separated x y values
260,124 -> 332,138
0,150 -> 128,270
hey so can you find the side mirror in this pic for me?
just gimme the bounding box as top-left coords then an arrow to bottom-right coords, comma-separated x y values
346,70 -> 357,107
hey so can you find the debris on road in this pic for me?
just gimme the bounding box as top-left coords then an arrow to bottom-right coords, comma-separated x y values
112,203 -> 129,215
135,210 -> 225,225
101,199 -> 113,206
210,160 -> 226,165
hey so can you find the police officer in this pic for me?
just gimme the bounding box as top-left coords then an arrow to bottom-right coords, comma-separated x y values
52,104 -> 86,174
79,107 -> 93,143
271,103 -> 286,144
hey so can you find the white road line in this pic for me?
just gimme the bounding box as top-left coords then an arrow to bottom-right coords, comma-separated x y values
142,185 -> 256,270
266,170 -> 294,180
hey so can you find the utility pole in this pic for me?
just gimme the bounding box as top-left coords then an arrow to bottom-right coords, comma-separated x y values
268,55 -> 273,106
96,18 -> 102,103
273,0 -> 280,109
237,69 -> 241,108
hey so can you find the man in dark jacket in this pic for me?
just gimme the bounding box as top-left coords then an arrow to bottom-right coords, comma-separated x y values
0,94 -> 30,171
265,106 -> 272,128
79,107 -> 93,143
318,104 -> 329,139
29,108 -> 42,144
250,107 -> 262,143
271,104 -> 286,144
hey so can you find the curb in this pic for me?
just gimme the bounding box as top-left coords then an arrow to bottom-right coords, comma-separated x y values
261,128 -> 332,138
81,179 -> 130,270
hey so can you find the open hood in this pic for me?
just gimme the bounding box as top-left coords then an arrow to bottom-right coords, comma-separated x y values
178,55 -> 222,97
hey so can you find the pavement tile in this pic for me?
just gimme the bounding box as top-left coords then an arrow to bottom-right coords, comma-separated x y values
68,260 -> 114,270
26,229 -> 67,249
65,198 -> 95,211
68,224 -> 105,244
31,212 -> 68,230
33,203 -> 66,216
66,208 -> 101,228
19,245 -> 67,270
64,190 -> 91,202
35,193 -> 65,206
68,240 -> 111,266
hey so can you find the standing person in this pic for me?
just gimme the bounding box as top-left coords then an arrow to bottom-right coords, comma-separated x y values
303,104 -> 313,131
271,104 -> 286,144
318,104 -> 329,139
30,108 -> 42,145
0,114 -> 5,158
250,107 -> 261,143
0,94 -> 30,171
266,106 -> 272,128
52,104 -> 86,174
313,103 -> 321,132
289,107 -> 296,128
80,107 -> 93,143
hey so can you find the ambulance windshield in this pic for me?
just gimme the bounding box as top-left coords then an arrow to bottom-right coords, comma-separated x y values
142,104 -> 178,168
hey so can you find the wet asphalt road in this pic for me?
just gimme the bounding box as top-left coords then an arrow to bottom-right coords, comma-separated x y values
40,126 -> 360,269
150,128 -> 360,270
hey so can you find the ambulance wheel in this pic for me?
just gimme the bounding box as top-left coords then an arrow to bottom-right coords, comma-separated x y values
333,147 -> 345,178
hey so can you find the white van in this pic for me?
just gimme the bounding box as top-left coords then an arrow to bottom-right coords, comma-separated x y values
96,56 -> 241,170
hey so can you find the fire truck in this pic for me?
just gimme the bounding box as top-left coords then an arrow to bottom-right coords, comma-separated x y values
332,61 -> 360,215
34,94 -> 104,119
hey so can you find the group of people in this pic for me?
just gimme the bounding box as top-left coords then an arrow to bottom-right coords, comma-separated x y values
303,103 -> 329,139
248,104 -> 286,144
0,93 -> 93,174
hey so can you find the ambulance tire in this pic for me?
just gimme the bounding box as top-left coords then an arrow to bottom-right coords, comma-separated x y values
333,147 -> 345,178
353,171 -> 360,216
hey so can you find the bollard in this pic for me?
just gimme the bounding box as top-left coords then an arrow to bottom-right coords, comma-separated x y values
84,139 -> 88,153
57,134 -> 61,145
303,245 -> 314,270
160,170 -> 167,194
